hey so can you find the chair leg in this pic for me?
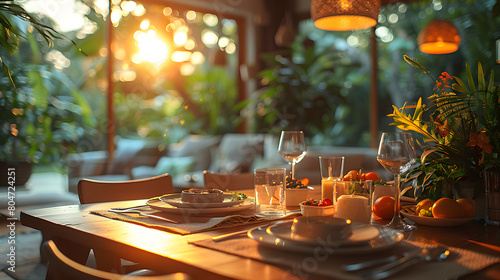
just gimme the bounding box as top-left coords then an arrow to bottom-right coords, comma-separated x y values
93,248 -> 123,273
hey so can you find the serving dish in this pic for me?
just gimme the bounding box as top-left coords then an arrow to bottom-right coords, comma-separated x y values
401,211 -> 475,227
147,196 -> 254,215
160,193 -> 244,208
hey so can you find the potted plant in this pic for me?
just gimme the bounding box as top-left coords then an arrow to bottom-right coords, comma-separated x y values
389,55 -> 499,203
0,2 -> 93,185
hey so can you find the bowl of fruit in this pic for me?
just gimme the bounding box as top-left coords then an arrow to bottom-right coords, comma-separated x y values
400,197 -> 475,227
300,198 -> 335,217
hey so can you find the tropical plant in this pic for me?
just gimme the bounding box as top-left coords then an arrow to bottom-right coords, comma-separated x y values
389,55 -> 499,201
0,0 -> 94,166
251,37 -> 352,141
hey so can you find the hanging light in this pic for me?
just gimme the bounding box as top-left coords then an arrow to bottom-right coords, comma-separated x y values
418,20 -> 461,54
311,0 -> 381,31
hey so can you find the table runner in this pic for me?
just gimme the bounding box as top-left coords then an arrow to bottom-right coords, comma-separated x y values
90,207 -> 300,235
189,232 -> 500,280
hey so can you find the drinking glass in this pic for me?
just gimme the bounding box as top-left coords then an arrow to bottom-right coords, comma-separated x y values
278,131 -> 307,179
377,132 -> 416,231
319,156 -> 344,202
254,168 -> 286,218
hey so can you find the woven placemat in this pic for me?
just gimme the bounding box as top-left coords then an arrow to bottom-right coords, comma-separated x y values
91,208 -> 301,235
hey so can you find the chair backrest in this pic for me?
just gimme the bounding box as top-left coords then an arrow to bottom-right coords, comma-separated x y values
204,172 -> 254,191
78,174 -> 173,204
43,240 -> 190,280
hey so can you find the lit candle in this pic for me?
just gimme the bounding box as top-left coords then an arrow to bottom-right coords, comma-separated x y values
321,177 -> 336,201
335,194 -> 371,223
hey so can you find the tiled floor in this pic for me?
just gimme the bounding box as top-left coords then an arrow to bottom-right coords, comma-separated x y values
0,171 -> 77,280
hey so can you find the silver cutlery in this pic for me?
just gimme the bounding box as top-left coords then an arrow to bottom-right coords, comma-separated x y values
358,246 -> 449,279
110,205 -> 148,211
342,248 -> 421,271
212,222 -> 273,242
108,208 -> 178,224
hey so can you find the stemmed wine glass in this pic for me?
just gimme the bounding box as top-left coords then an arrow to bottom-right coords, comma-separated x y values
377,132 -> 417,231
278,131 -> 307,179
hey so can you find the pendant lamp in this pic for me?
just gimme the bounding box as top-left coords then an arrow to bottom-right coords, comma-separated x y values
418,20 -> 461,54
311,0 -> 381,31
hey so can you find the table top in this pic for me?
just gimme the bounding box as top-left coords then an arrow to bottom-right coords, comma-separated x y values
20,188 -> 500,279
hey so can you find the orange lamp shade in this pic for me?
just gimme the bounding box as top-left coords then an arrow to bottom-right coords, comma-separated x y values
418,20 -> 461,54
311,0 -> 380,31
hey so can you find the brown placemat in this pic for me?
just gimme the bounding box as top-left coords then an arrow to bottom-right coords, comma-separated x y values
189,233 -> 500,280
91,208 -> 301,235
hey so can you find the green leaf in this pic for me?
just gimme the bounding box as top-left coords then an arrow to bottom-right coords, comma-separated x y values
465,62 -> 476,94
477,62 -> 485,92
1,58 -> 14,87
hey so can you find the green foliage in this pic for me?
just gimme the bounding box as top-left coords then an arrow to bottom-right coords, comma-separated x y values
0,1 -> 94,166
391,56 -> 499,199
251,37 -> 352,142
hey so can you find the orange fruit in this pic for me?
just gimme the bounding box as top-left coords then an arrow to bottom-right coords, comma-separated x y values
456,198 -> 475,218
343,170 -> 359,181
432,198 -> 463,218
364,172 -> 380,182
373,196 -> 396,220
416,199 -> 435,215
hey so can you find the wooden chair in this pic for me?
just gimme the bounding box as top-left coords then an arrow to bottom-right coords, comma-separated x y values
75,173 -> 174,273
78,173 -> 173,204
43,240 -> 191,280
204,172 -> 254,191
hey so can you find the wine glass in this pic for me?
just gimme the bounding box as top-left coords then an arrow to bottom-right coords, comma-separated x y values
278,131 -> 307,179
377,132 -> 417,231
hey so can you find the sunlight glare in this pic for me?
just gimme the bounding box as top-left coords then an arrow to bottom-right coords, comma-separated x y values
135,31 -> 169,65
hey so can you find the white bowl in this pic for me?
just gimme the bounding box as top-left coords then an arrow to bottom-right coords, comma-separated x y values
291,216 -> 352,241
300,202 -> 335,217
286,188 -> 310,206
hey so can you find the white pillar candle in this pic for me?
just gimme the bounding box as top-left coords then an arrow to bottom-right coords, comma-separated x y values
335,194 -> 371,223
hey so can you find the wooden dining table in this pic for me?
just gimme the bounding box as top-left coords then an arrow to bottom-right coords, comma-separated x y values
21,187 -> 500,280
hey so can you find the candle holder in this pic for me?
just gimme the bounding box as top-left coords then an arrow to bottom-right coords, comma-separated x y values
333,180 -> 373,223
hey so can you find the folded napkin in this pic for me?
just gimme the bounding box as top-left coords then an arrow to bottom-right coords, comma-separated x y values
90,207 -> 300,235
189,232 -> 500,280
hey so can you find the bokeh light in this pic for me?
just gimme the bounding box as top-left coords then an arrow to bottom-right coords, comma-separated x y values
201,29 -> 218,47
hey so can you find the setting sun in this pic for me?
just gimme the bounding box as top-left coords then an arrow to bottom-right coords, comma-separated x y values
134,30 -> 169,65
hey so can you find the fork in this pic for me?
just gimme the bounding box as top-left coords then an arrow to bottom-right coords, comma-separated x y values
108,208 -> 178,224
212,222 -> 273,242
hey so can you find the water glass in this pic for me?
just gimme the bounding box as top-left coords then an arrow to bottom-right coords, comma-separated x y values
319,156 -> 344,202
254,168 -> 286,218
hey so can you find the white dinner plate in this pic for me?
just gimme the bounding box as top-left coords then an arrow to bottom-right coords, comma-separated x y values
268,221 -> 381,247
248,223 -> 403,255
147,197 -> 254,215
159,193 -> 245,208
401,211 -> 475,227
